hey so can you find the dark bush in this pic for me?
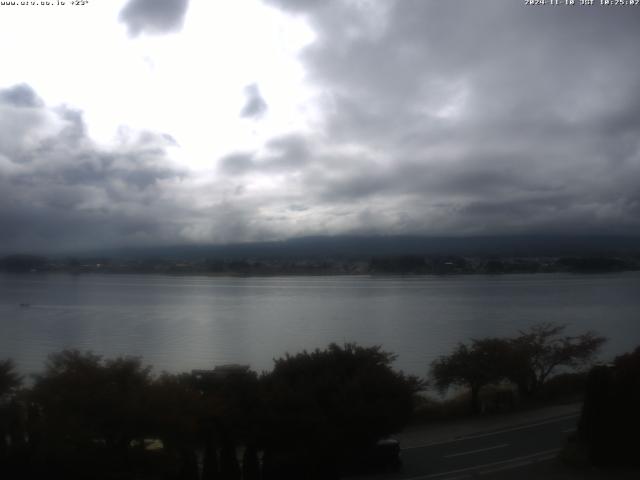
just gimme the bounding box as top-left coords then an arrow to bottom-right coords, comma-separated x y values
579,346 -> 640,467
536,372 -> 587,402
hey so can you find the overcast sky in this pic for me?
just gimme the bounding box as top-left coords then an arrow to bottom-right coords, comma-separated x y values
1,0 -> 639,253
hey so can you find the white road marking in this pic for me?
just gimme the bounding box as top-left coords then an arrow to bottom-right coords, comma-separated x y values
402,413 -> 579,450
402,448 -> 561,479
444,443 -> 508,458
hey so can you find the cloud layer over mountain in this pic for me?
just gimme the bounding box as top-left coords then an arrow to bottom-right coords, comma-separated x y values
2,1 -> 640,252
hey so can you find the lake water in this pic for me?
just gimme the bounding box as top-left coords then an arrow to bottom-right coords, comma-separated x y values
1,272 -> 639,378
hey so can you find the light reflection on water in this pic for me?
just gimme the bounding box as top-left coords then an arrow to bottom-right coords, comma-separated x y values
1,272 -> 639,379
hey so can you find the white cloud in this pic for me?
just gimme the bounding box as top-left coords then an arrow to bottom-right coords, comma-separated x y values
0,0 -> 317,170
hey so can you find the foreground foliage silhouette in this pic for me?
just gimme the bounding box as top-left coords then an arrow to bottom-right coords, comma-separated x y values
0,343 -> 421,480
260,344 -> 422,479
578,346 -> 640,467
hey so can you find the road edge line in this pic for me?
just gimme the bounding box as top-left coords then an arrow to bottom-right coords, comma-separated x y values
402,413 -> 579,450
402,448 -> 561,479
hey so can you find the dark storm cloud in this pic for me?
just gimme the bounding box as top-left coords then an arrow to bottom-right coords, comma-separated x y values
0,83 -> 289,252
257,0 -> 640,236
0,83 -> 193,253
263,0 -> 328,13
5,1 -> 640,252
0,83 -> 43,108
241,84 -> 268,119
219,152 -> 256,175
219,134 -> 311,175
262,134 -> 310,169
119,0 -> 190,37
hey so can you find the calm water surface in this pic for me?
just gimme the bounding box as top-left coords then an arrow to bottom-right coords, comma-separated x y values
1,272 -> 639,377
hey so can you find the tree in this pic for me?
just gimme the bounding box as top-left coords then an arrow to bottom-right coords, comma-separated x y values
219,438 -> 241,480
202,441 -> 220,479
430,338 -> 511,413
31,350 -> 154,465
0,359 -> 21,398
191,366 -> 261,445
508,322 -> 606,397
99,356 -> 154,455
0,359 -> 23,462
579,346 -> 640,466
261,343 -> 422,476
146,373 -> 203,454
242,444 -> 260,480
431,323 -> 606,411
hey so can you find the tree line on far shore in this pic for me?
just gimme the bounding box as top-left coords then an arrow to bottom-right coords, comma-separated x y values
2,252 -> 638,276
0,323 -> 637,479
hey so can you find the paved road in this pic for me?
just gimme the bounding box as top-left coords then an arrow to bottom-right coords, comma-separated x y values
387,413 -> 579,480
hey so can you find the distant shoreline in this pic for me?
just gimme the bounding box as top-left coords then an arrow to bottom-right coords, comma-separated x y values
2,266 -> 639,278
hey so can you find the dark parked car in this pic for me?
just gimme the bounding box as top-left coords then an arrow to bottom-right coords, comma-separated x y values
344,437 -> 402,474
372,438 -> 402,471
